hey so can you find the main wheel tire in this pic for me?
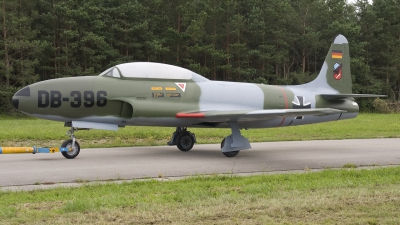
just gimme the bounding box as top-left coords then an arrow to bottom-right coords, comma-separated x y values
221,138 -> 239,157
177,132 -> 195,151
222,151 -> 240,157
61,139 -> 80,159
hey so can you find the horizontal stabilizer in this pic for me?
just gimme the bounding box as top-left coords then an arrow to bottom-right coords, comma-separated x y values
321,94 -> 387,100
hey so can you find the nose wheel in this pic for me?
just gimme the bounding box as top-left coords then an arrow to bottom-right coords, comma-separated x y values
61,127 -> 81,159
61,139 -> 80,159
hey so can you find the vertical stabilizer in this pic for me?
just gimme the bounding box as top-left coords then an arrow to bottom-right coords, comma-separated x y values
302,34 -> 352,94
326,35 -> 351,94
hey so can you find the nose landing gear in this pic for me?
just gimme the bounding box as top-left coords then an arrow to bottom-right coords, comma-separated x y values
61,127 -> 81,159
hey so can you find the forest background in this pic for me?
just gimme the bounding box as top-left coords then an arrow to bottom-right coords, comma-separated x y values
0,0 -> 399,114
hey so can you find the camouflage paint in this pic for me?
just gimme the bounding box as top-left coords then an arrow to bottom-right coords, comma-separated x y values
13,35 -> 375,131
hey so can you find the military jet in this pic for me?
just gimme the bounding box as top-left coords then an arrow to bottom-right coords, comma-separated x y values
12,35 -> 385,158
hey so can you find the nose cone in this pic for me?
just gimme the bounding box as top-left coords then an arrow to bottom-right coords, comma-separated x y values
12,86 -> 31,109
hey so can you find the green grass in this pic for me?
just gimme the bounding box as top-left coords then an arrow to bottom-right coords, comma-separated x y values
0,113 -> 399,148
1,167 -> 400,224
1,114 -> 399,224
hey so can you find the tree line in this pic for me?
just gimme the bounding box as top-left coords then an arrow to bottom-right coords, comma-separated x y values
1,0 -> 399,113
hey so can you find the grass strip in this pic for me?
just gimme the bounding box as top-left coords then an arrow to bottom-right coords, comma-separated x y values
0,113 -> 399,148
1,167 -> 400,224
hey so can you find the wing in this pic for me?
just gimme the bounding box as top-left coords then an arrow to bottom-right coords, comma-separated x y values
176,108 -> 345,122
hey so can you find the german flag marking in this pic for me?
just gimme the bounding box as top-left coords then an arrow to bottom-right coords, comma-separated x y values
332,50 -> 343,59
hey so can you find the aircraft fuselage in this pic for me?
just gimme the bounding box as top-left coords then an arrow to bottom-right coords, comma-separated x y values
11,35 -> 386,158
13,75 -> 358,129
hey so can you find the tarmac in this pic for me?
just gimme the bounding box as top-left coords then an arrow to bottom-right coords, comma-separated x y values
0,138 -> 399,191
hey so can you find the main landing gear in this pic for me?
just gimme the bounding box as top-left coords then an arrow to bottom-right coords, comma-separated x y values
220,138 -> 239,157
61,127 -> 81,159
167,127 -> 196,151
168,122 -> 251,157
220,122 -> 251,157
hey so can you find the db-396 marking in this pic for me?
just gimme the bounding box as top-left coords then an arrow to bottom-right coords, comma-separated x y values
38,90 -> 107,108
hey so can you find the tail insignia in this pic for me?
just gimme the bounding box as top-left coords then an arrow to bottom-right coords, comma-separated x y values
333,63 -> 343,80
332,50 -> 343,59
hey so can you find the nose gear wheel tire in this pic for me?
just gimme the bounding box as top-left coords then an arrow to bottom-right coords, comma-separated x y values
61,139 -> 81,159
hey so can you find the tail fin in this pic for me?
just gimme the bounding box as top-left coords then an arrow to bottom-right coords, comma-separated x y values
303,34 -> 351,94
325,35 -> 352,94
303,34 -> 386,99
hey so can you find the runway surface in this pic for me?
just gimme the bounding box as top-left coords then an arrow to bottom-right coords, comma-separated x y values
0,138 -> 399,190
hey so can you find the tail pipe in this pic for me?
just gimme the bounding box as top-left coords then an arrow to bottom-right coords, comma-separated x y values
0,147 -> 71,154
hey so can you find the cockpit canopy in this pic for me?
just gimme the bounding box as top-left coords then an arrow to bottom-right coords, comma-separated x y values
99,62 -> 209,82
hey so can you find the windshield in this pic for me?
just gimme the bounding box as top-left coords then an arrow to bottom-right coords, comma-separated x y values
99,67 -> 121,78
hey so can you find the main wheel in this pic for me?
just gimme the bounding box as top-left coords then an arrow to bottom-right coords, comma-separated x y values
221,138 -> 239,157
222,151 -> 239,157
177,132 -> 195,151
61,139 -> 80,159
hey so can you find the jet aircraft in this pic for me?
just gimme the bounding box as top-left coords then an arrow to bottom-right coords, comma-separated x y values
11,35 -> 385,158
